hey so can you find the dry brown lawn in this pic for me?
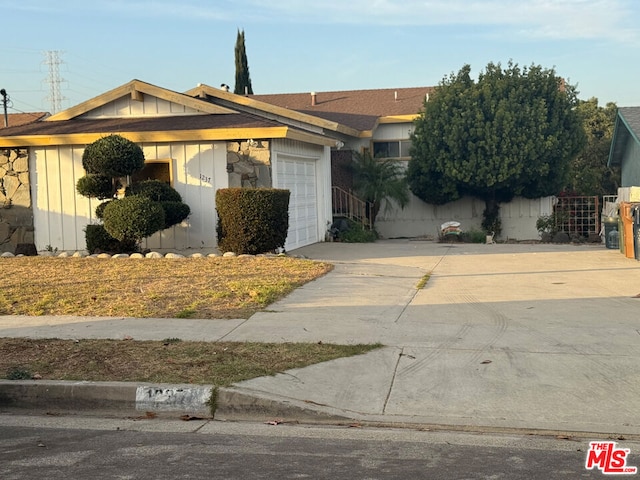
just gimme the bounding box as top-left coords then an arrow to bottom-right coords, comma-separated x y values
0,256 -> 332,319
0,338 -> 380,386
0,256 -> 380,385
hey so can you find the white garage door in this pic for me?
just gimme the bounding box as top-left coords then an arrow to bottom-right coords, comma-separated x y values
276,157 -> 319,251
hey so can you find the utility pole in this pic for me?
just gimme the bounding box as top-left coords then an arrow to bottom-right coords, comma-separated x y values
43,50 -> 66,114
0,89 -> 8,127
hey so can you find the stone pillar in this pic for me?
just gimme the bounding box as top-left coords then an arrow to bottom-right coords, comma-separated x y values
0,148 -> 35,254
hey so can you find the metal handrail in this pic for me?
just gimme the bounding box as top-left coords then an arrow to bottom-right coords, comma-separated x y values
331,186 -> 373,229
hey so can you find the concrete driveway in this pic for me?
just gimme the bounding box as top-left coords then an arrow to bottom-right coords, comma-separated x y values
223,240 -> 640,435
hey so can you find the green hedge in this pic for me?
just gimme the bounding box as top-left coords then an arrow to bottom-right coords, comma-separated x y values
216,188 -> 290,254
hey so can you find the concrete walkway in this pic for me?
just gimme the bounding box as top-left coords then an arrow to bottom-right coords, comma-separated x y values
2,240 -> 640,435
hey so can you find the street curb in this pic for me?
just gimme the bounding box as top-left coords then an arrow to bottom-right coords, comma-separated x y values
215,387 -> 353,423
0,381 -> 351,423
0,380 -> 213,417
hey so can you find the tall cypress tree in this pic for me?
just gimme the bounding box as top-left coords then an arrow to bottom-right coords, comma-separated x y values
234,29 -> 254,95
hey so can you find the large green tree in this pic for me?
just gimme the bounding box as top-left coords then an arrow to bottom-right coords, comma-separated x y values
407,61 -> 586,235
565,98 -> 619,196
234,29 -> 253,95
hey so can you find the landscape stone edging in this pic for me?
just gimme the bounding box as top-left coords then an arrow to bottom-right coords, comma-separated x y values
0,251 -> 295,259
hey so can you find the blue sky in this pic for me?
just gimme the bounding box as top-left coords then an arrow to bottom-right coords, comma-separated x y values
2,0 -> 639,114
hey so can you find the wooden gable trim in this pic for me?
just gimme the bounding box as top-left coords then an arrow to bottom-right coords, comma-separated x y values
186,84 -> 362,138
0,126 -> 335,148
47,80 -> 235,121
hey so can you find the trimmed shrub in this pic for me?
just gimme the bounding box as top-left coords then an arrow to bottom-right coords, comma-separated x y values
161,201 -> 191,229
126,179 -> 183,202
95,200 -> 113,220
82,134 -> 145,177
216,188 -> 290,254
76,174 -> 113,200
335,219 -> 378,243
102,196 -> 166,243
84,224 -> 138,254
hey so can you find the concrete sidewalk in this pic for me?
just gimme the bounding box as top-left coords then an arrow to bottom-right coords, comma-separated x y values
2,240 -> 640,435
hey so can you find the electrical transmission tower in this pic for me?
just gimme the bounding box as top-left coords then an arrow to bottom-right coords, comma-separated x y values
43,50 -> 66,113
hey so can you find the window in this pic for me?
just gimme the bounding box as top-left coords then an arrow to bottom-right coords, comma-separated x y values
131,159 -> 173,185
372,140 -> 412,159
117,159 -> 173,197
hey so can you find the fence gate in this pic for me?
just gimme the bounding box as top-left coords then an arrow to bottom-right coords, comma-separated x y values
554,196 -> 600,238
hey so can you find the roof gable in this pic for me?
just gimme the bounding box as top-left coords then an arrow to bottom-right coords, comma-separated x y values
609,107 -> 640,166
48,79 -> 235,121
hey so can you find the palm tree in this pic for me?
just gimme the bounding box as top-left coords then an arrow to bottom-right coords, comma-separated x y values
350,150 -> 410,229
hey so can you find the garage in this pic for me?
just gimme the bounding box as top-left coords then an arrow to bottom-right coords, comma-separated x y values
275,155 -> 319,252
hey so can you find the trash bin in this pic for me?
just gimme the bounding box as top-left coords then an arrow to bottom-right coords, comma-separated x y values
603,216 -> 619,249
608,225 -> 620,250
634,206 -> 640,261
621,203 -> 635,258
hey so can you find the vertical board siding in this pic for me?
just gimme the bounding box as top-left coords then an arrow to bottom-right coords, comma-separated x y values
33,141 -> 226,253
80,97 -> 201,119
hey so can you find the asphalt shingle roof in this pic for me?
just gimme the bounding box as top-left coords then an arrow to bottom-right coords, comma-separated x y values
251,87 -> 433,131
0,112 -> 49,129
0,113 -> 280,138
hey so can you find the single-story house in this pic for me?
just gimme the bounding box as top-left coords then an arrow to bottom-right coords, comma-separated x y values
609,107 -> 640,187
0,79 -> 551,254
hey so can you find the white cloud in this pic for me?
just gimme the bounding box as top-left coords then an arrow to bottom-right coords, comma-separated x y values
242,0 -> 638,42
3,0 -> 637,42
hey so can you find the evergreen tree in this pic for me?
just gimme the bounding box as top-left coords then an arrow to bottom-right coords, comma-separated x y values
565,98 -> 619,196
407,61 -> 585,236
234,29 -> 254,95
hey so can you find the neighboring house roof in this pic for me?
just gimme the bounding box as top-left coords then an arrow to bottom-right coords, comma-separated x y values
609,107 -> 640,166
1,112 -> 49,128
250,87 -> 433,132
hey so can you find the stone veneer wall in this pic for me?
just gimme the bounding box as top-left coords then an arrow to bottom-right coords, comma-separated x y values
226,141 -> 271,188
0,148 -> 35,254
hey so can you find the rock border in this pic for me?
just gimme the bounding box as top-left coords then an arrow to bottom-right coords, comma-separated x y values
0,251 -> 298,259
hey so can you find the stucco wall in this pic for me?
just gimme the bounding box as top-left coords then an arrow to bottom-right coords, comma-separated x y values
376,194 -> 553,241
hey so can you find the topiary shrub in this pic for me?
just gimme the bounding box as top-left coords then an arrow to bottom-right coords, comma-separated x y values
84,224 -> 138,254
76,174 -> 114,200
216,188 -> 290,254
125,180 -> 190,228
82,134 -> 145,177
94,200 -> 113,220
102,196 -> 166,243
160,201 -> 191,229
78,136 -> 190,252
126,179 -> 183,202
